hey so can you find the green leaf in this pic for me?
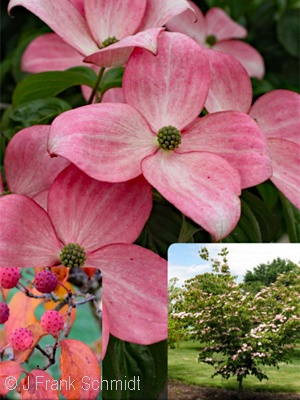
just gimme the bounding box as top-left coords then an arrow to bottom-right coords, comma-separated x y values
178,215 -> 201,243
103,336 -> 167,400
251,78 -> 275,97
100,67 -> 124,94
8,97 -> 72,133
222,200 -> 262,243
205,0 -> 256,19
279,193 -> 299,242
0,53 -> 14,85
135,191 -> 211,256
256,180 -> 279,209
277,9 -> 300,57
241,190 -> 280,242
12,67 -> 97,106
135,195 -> 182,259
288,0 -> 300,8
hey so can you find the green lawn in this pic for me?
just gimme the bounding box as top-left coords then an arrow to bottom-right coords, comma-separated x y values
168,341 -> 300,393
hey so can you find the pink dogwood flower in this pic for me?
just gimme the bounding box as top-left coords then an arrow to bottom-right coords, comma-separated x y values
0,165 -> 167,356
166,1 -> 265,79
250,90 -> 300,209
20,33 -> 125,104
48,32 -> 272,240
205,74 -> 300,210
203,49 -> 253,114
2,125 -> 69,208
9,0 -> 193,68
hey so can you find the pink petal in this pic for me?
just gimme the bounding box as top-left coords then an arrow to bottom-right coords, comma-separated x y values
69,0 -> 84,15
48,103 -> 157,182
250,90 -> 300,145
32,189 -> 49,211
123,31 -> 210,132
139,0 -> 196,30
47,165 -> 152,253
205,7 -> 247,41
204,49 -> 252,113
142,151 -> 241,241
88,243 -> 167,345
8,0 -> 98,55
84,27 -> 164,68
179,112 -> 272,189
0,195 -> 62,268
4,125 -> 70,197
268,139 -> 300,210
214,40 -> 265,79
85,48 -> 130,69
22,33 -> 85,73
102,87 -> 125,103
165,1 -> 206,44
84,0 -> 147,45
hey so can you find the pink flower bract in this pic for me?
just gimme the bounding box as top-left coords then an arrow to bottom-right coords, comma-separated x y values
9,0 -> 193,67
0,165 -> 167,356
48,32 -> 272,240
250,90 -> 300,209
3,125 -> 69,209
166,2 -> 265,79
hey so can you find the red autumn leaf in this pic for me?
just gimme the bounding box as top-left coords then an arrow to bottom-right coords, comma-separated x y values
51,279 -> 73,300
50,266 -> 69,284
60,339 -> 101,400
0,328 -> 7,349
5,290 -> 43,339
82,267 -> 96,279
0,361 -> 24,395
19,369 -> 59,399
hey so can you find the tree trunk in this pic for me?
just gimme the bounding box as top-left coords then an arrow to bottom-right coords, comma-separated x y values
237,376 -> 243,390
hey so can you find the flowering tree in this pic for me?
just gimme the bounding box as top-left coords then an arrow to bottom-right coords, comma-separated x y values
170,248 -> 300,389
0,0 -> 299,398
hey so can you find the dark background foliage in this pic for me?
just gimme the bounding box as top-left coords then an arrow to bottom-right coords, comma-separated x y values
0,2 -> 299,399
1,0 -> 299,249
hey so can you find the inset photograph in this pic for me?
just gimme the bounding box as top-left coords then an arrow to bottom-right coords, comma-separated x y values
168,243 -> 300,400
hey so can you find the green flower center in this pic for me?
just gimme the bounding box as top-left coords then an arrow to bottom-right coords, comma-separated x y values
157,126 -> 182,151
205,35 -> 217,47
60,243 -> 86,268
100,36 -> 119,49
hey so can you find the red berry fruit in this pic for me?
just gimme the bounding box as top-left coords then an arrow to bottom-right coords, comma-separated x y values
0,302 -> 10,324
10,327 -> 33,351
0,267 -> 21,289
34,270 -> 58,293
40,310 -> 64,334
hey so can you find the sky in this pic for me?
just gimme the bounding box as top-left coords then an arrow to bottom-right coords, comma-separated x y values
168,243 -> 300,286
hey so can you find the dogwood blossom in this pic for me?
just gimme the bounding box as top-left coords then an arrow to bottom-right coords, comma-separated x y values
250,90 -> 300,209
2,125 -> 69,208
207,81 -> 300,209
9,0 -> 193,67
48,32 -> 272,240
166,1 -> 265,79
0,165 -> 167,356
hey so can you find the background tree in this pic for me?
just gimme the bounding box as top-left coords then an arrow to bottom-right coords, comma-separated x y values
242,257 -> 300,294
